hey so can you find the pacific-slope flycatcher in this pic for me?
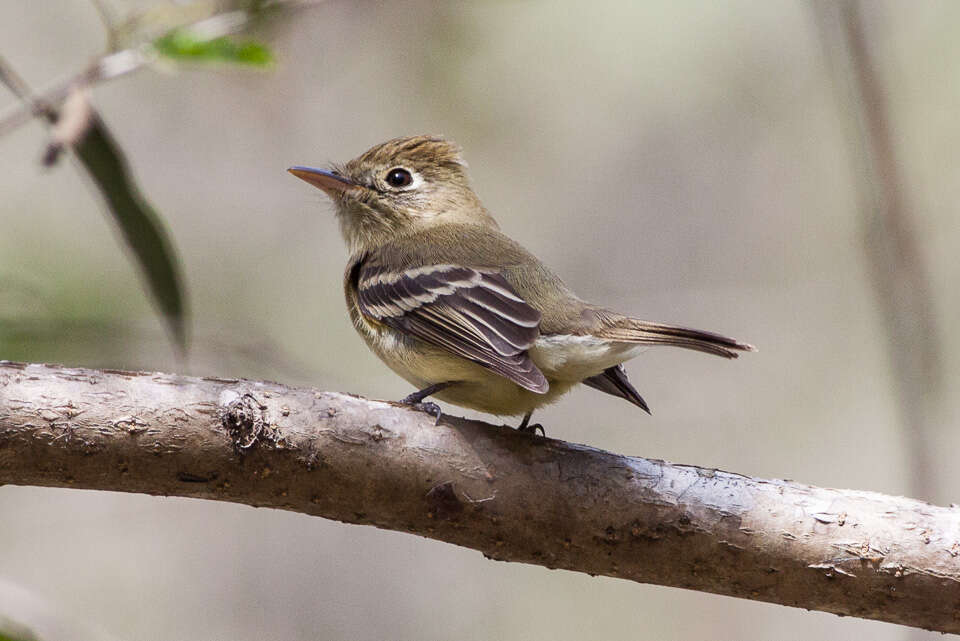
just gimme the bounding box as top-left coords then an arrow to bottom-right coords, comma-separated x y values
289,135 -> 754,431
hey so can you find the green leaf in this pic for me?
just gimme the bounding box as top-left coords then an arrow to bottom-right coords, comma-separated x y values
153,30 -> 274,67
73,114 -> 189,354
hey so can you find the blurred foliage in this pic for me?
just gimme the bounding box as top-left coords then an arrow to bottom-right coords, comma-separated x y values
0,622 -> 38,641
0,1 -> 284,356
72,114 -> 188,352
110,0 -> 288,51
153,30 -> 273,66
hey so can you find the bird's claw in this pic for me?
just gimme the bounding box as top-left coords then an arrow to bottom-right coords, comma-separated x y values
404,400 -> 443,424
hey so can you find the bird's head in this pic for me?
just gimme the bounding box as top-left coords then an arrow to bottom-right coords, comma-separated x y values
289,135 -> 498,252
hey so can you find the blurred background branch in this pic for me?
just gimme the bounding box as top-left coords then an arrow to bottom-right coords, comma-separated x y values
811,0 -> 943,500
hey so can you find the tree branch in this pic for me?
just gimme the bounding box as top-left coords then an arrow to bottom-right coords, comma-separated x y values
1,361 -> 958,634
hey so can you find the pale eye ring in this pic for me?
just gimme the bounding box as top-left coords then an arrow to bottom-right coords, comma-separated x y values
385,167 -> 413,188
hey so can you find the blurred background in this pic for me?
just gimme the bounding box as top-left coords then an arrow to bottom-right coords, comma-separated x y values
1,1 -> 958,639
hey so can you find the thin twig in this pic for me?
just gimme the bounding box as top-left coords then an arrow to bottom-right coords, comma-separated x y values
88,0 -> 120,51
0,0 -> 331,138
0,53 -> 58,130
0,9 -> 254,138
0,50 -> 144,136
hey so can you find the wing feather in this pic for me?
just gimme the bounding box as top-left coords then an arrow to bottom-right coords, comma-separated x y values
357,259 -> 548,393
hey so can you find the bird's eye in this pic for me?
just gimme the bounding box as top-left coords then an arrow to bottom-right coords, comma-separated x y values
385,168 -> 413,188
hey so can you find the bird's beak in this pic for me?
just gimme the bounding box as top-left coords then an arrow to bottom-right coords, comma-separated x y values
287,166 -> 358,197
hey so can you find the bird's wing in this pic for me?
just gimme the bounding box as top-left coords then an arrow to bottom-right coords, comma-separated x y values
356,256 -> 549,393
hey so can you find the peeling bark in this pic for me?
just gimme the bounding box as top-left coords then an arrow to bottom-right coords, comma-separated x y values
1,361 -> 959,633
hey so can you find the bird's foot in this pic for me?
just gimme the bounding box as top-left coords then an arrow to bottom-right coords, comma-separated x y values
398,382 -> 455,425
400,397 -> 443,425
516,412 -> 545,436
516,422 -> 545,436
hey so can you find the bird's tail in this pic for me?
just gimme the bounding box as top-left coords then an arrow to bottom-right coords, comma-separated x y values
594,311 -> 756,359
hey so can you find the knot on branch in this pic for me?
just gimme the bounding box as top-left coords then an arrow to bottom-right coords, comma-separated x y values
426,482 -> 464,521
219,391 -> 276,453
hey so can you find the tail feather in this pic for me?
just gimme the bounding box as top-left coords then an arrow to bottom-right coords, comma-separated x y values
582,365 -> 651,413
595,313 -> 756,359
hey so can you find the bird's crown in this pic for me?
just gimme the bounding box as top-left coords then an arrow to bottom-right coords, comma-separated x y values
342,135 -> 467,180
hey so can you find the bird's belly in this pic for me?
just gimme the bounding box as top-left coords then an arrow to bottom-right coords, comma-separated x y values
530,335 -> 646,381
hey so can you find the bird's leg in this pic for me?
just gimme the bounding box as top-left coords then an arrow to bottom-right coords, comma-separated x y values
400,381 -> 454,404
516,411 -> 545,436
399,381 -> 455,424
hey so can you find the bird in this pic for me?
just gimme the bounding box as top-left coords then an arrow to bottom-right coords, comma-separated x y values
289,135 -> 754,432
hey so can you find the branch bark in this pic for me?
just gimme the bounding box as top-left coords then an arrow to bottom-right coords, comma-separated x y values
1,361 -> 959,634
